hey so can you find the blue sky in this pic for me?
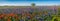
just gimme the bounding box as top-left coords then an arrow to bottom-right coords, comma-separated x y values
0,0 -> 60,6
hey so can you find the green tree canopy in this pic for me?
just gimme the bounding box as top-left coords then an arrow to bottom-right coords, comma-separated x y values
31,3 -> 35,7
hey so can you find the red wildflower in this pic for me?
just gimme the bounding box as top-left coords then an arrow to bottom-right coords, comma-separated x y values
8,18 -> 11,21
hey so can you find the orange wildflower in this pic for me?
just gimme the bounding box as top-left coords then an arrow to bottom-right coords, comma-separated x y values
8,18 -> 11,21
9,12 -> 15,17
0,16 -> 2,19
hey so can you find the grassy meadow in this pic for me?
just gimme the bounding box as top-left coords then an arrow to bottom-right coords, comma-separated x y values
0,6 -> 60,21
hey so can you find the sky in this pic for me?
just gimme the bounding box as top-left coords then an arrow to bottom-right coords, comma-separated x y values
0,0 -> 60,6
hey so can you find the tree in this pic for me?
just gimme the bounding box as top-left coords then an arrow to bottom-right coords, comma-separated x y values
31,3 -> 35,7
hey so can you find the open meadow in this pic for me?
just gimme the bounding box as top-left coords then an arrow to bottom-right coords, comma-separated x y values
0,6 -> 60,21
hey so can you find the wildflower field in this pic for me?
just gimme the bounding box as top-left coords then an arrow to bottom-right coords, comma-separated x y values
0,6 -> 59,21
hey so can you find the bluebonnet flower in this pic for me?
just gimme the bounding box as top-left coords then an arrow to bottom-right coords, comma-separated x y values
20,19 -> 24,21
34,15 -> 44,21
48,12 -> 51,16
26,16 -> 30,20
38,18 -> 43,21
